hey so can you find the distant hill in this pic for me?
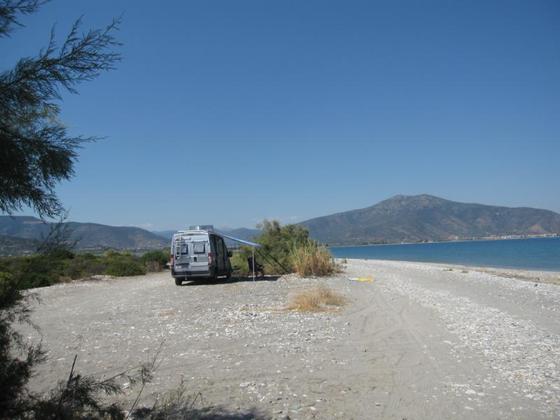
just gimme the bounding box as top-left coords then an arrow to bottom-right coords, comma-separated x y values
0,234 -> 39,256
152,230 -> 176,240
5,195 -> 558,252
0,216 -> 168,251
301,194 -> 560,245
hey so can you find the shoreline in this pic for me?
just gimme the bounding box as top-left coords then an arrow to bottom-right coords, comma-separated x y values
328,235 -> 560,248
329,237 -> 560,272
341,257 -> 560,285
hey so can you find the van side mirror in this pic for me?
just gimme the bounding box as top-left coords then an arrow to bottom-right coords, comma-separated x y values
227,251 -> 233,258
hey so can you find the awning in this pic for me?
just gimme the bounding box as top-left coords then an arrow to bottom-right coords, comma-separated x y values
216,231 -> 262,248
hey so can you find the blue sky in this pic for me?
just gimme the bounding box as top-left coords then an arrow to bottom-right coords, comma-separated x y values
3,0 -> 559,230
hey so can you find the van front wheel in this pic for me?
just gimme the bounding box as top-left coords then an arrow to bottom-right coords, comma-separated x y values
175,278 -> 182,286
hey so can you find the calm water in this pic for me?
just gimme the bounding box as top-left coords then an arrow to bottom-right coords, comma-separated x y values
330,237 -> 560,271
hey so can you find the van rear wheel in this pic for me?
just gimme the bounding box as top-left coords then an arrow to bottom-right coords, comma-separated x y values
175,278 -> 182,286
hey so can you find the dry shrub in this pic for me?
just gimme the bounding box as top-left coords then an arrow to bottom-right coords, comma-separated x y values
291,241 -> 338,277
287,286 -> 346,312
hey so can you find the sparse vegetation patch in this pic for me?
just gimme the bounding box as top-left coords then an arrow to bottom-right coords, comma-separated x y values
287,286 -> 346,312
0,249 -> 170,290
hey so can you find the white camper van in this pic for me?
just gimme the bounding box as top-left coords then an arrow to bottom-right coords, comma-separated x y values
170,226 -> 232,285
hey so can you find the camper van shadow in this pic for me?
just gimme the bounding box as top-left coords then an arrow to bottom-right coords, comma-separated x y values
181,275 -> 280,286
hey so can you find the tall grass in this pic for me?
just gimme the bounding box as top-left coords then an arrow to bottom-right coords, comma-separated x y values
291,240 -> 338,277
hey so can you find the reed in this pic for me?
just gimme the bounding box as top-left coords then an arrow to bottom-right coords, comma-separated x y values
291,240 -> 338,277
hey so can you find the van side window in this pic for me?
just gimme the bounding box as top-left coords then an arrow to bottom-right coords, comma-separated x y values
216,238 -> 224,257
193,242 -> 206,254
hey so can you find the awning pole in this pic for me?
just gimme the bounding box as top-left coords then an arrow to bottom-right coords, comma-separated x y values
252,247 -> 255,282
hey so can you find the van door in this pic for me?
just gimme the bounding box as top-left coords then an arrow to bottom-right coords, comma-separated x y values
218,237 -> 229,274
190,239 -> 209,274
173,238 -> 190,270
214,235 -> 225,274
222,238 -> 232,273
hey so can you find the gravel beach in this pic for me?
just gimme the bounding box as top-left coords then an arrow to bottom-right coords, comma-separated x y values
22,259 -> 560,419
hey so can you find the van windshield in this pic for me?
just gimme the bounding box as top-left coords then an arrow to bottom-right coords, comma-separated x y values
193,242 -> 206,254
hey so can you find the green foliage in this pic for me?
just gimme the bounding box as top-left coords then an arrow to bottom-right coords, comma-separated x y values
0,4 -> 177,418
229,247 -> 253,276
0,1 -> 121,218
0,248 -> 171,290
0,271 -> 46,417
239,220 -> 337,277
0,271 -> 18,310
104,252 -> 146,277
0,254 -> 65,289
255,220 -> 310,274
141,249 -> 169,272
62,253 -> 108,279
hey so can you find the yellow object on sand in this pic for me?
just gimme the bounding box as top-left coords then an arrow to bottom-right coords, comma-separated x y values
349,276 -> 374,283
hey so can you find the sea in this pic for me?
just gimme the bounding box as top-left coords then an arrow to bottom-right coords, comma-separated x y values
330,237 -> 560,271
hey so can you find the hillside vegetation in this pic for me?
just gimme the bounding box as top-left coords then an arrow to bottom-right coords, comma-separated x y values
0,234 -> 39,256
301,194 -> 560,245
0,216 -> 168,252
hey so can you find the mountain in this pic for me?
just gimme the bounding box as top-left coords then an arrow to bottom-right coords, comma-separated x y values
0,216 -> 168,251
152,230 -> 177,240
0,234 -> 39,256
5,195 -> 558,251
300,194 -> 560,245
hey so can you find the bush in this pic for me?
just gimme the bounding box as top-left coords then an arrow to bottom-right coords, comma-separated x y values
245,220 -> 337,276
105,254 -> 146,277
291,240 -> 338,277
254,220 -> 309,274
0,255 -> 65,289
95,251 -> 145,277
0,248 -> 172,289
140,250 -> 169,272
0,271 -> 46,417
63,253 -> 108,279
229,247 -> 257,276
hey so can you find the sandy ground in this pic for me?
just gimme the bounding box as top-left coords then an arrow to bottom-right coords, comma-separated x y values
21,259 -> 560,419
